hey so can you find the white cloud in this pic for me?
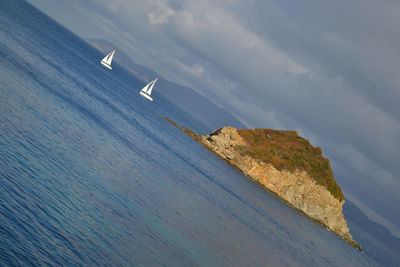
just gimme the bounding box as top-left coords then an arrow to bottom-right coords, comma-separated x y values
148,0 -> 176,25
168,1 -> 308,76
179,63 -> 204,77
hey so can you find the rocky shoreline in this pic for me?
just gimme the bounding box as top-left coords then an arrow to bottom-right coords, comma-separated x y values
165,118 -> 361,250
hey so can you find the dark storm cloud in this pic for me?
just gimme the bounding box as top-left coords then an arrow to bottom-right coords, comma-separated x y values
29,0 -> 400,236
245,0 -> 400,117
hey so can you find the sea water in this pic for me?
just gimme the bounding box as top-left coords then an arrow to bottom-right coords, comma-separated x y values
0,1 -> 379,266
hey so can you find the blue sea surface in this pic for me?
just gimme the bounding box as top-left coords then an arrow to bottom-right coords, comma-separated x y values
0,1 -> 379,266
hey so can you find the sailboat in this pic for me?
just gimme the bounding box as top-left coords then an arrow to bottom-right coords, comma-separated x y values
140,78 -> 157,102
100,50 -> 115,70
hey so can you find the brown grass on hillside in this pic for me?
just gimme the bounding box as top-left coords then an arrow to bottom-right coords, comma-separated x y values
237,128 -> 344,201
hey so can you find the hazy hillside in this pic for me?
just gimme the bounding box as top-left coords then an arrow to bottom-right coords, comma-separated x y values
89,38 -> 246,131
343,200 -> 400,266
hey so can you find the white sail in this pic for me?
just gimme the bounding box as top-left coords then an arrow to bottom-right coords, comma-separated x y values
140,78 -> 158,101
140,79 -> 154,93
101,50 -> 115,69
146,78 -> 157,95
141,78 -> 157,94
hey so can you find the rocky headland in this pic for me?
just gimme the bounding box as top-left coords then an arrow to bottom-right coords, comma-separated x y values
164,117 -> 361,250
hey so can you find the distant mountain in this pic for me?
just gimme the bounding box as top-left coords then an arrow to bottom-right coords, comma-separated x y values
88,38 -> 246,132
343,200 -> 400,266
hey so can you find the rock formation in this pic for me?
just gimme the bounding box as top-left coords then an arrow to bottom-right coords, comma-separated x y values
165,118 -> 361,250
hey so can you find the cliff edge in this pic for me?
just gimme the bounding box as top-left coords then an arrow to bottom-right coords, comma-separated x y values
165,118 -> 361,250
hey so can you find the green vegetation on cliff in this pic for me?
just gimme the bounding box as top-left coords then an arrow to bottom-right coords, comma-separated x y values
163,117 -> 344,201
236,128 -> 344,201
164,117 -> 359,249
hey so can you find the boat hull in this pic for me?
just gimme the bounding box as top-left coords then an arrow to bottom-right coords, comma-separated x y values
140,91 -> 153,101
101,61 -> 112,70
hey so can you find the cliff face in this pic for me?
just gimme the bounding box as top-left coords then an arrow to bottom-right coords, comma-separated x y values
167,119 -> 360,249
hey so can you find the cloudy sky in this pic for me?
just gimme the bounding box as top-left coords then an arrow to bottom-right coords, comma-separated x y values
28,0 -> 400,237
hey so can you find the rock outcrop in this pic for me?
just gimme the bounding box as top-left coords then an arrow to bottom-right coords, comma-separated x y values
165,118 -> 361,250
